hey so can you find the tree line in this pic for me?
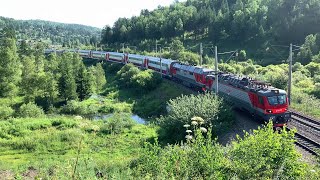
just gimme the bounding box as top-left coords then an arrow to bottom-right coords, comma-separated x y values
0,28 -> 106,115
0,16 -> 100,48
101,0 -> 320,62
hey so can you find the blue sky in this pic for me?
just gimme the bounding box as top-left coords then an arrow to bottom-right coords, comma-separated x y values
0,0 -> 182,28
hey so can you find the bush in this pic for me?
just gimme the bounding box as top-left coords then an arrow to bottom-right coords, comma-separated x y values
131,117 -> 226,179
61,100 -> 98,115
51,118 -> 78,129
17,102 -> 45,118
0,105 -> 14,119
116,64 -> 140,88
104,62 -> 123,74
131,70 -> 162,91
157,92 -> 234,143
116,64 -> 162,91
131,122 -> 307,179
229,123 -> 305,179
100,113 -> 135,135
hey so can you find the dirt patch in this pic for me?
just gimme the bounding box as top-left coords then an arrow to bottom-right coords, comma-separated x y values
0,170 -> 15,180
22,166 -> 38,180
218,109 -> 261,145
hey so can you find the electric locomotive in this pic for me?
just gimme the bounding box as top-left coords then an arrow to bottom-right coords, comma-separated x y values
168,62 -> 291,127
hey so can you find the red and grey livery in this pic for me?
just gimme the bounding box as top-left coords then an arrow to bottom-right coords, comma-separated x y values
45,49 -> 291,127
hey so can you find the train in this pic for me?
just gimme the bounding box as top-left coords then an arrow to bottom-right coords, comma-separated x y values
45,49 -> 291,127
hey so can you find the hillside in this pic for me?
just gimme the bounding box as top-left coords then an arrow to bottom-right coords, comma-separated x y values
0,16 -> 100,48
101,0 -> 320,65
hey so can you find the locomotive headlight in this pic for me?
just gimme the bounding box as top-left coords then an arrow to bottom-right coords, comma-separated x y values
266,110 -> 273,113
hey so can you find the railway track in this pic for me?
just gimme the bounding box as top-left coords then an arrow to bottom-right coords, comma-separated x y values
287,127 -> 320,156
288,110 -> 320,156
166,76 -> 320,156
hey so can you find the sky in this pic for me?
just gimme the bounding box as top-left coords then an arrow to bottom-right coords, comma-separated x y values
0,0 -> 181,28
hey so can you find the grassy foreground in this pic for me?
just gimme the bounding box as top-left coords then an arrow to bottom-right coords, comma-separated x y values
0,116 -> 157,179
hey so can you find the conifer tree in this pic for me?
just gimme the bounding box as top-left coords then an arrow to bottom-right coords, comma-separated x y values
58,53 -> 77,101
76,63 -> 92,101
94,63 -> 106,92
0,29 -> 21,98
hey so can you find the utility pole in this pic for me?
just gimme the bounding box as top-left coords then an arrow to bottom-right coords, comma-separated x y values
288,43 -> 292,105
122,43 -> 124,54
200,43 -> 203,66
215,46 -> 218,95
160,47 -> 162,78
156,40 -> 158,57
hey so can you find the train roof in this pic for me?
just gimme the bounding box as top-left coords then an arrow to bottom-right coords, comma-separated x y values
128,54 -> 145,58
146,56 -> 175,64
91,51 -> 102,53
108,52 -> 124,56
217,72 -> 287,95
173,63 -> 214,74
79,50 -> 91,52
257,88 -> 287,96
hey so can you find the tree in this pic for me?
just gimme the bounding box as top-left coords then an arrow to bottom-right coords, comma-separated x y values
305,62 -> 320,77
238,50 -> 247,61
76,63 -> 92,101
0,35 -> 21,98
18,40 -> 33,57
58,53 -> 77,101
101,25 -> 113,43
93,63 -> 106,92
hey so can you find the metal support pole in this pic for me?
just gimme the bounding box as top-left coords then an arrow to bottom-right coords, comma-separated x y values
156,40 -> 158,57
160,47 -> 162,78
122,43 -> 124,54
215,46 -> 218,95
200,43 -> 203,66
288,43 -> 292,105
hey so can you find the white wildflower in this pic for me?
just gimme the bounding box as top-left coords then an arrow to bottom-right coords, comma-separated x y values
186,130 -> 192,133
200,127 -> 207,133
183,124 -> 190,128
191,116 -> 204,123
191,121 -> 198,126
74,115 -> 83,120
185,135 -> 193,140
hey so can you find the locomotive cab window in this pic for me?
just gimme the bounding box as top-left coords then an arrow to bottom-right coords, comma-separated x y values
267,95 -> 286,105
258,96 -> 264,104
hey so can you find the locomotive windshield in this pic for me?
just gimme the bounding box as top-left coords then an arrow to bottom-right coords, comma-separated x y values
267,95 -> 286,105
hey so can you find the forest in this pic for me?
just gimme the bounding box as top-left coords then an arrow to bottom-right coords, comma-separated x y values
0,16 -> 100,48
101,0 -> 320,65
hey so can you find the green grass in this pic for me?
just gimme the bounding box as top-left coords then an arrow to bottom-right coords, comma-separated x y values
0,116 -> 157,178
102,63 -> 195,118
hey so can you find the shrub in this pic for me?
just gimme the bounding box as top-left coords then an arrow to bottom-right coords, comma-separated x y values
132,122 -> 308,179
157,92 -> 234,143
11,136 -> 37,152
100,113 -> 135,135
132,118 -> 228,179
17,102 -> 45,118
229,123 -> 305,179
105,61 -> 123,74
51,118 -> 78,129
131,70 -> 162,91
0,105 -> 14,119
116,64 -> 140,88
61,100 -> 98,115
